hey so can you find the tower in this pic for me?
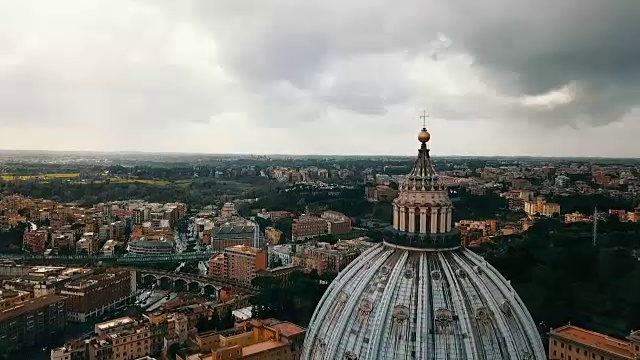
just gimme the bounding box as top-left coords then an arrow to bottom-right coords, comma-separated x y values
302,116 -> 547,360
390,119 -> 457,249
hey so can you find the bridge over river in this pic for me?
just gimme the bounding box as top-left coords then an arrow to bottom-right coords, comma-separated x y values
0,251 -> 216,265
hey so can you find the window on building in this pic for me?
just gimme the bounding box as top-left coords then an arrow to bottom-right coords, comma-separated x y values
569,345 -> 572,351
561,343 -> 565,348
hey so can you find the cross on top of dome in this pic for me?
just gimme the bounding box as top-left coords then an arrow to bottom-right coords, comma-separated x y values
403,110 -> 438,189
418,110 -> 431,143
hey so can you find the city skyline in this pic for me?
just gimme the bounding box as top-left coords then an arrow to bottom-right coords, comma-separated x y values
1,1 -> 640,157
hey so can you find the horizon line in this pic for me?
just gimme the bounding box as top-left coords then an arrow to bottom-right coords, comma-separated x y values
0,148 -> 639,160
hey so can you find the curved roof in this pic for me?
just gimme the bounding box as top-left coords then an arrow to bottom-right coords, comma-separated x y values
302,243 -> 546,359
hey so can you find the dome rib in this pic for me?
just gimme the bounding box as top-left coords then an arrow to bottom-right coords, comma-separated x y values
365,250 -> 409,359
322,247 -> 394,359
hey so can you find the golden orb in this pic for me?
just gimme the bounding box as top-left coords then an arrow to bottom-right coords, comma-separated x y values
418,129 -> 431,143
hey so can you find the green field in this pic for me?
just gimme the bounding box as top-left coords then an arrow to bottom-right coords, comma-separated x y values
0,173 -> 80,181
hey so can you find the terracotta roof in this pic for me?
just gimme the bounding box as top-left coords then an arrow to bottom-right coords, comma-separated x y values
551,325 -> 632,359
241,340 -> 286,356
270,321 -> 305,337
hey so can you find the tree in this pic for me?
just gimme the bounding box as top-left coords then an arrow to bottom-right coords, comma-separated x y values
126,306 -> 144,319
17,208 -> 30,218
0,222 -> 28,253
480,219 -> 640,336
274,218 -> 294,241
57,246 -> 73,256
221,307 -> 235,330
113,244 -> 127,256
211,309 -> 221,330
183,243 -> 196,253
271,257 -> 283,268
318,234 -> 338,245
250,270 -> 336,326
196,310 -> 222,333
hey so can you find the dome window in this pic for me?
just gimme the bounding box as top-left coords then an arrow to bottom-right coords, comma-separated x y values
344,351 -> 357,360
359,299 -> 373,317
430,270 -> 442,280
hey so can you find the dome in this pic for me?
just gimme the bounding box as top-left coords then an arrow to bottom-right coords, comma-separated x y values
302,123 -> 546,359
302,244 -> 546,359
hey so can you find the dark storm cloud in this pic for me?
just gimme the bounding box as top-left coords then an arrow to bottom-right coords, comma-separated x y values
448,0 -> 640,126
1,0 -> 639,131
189,0 -> 640,127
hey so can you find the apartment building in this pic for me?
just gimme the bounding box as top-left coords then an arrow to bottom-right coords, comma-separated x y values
179,318 -> 305,360
208,245 -> 267,286
23,229 -> 48,254
291,215 -> 327,241
76,232 -> 99,256
549,324 -> 640,360
0,295 -> 67,355
291,242 -> 366,275
321,211 -> 352,235
524,198 -> 561,217
210,222 -> 259,251
456,219 -> 498,236
60,269 -> 135,322
0,289 -> 32,310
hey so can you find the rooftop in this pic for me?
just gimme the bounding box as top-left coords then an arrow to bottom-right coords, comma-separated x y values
30,266 -> 65,273
63,270 -> 128,290
0,295 -> 65,322
225,245 -> 262,255
129,238 -> 174,248
96,316 -> 135,331
242,340 -> 285,356
269,321 -> 305,338
0,289 -> 29,300
551,325 -> 632,359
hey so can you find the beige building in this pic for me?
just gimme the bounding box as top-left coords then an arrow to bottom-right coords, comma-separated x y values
564,212 -> 591,223
264,227 -> 283,244
609,208 -> 640,223
179,318 -> 305,360
166,313 -> 190,344
549,324 -> 640,360
456,219 -> 498,236
0,289 -> 32,310
76,232 -> 99,256
209,245 -> 267,286
55,317 -> 153,360
524,198 -> 561,217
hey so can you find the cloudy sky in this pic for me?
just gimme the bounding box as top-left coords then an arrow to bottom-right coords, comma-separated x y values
1,1 -> 639,157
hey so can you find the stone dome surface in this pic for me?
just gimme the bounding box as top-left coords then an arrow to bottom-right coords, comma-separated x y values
302,243 -> 546,359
